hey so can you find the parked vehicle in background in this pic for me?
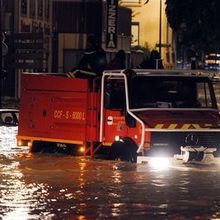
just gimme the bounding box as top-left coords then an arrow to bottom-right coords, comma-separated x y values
205,53 -> 220,71
0,109 -> 19,126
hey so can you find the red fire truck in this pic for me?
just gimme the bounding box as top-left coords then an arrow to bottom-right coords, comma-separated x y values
17,69 -> 220,163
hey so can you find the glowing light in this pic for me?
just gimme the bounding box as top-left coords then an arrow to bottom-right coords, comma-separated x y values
79,146 -> 85,153
77,215 -> 87,220
112,169 -> 122,184
17,140 -> 32,147
17,140 -> 22,146
149,157 -> 170,170
3,208 -> 29,220
115,136 -> 120,141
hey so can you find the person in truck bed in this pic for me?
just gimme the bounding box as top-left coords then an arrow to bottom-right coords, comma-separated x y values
106,50 -> 126,70
71,34 -> 107,78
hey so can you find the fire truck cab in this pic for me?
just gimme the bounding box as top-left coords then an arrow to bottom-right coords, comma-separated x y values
17,69 -> 220,163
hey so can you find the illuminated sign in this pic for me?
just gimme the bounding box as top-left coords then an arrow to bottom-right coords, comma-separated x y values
106,0 -> 118,50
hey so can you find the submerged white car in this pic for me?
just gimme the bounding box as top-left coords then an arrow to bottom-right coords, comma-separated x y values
0,109 -> 19,126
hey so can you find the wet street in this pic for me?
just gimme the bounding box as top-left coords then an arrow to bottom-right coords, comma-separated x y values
0,126 -> 220,219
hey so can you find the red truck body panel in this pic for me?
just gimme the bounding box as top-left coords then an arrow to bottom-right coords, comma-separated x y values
136,110 -> 220,129
102,109 -> 143,145
18,74 -> 99,145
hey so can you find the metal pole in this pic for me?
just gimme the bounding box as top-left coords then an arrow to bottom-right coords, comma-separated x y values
159,0 -> 162,56
0,0 -> 2,108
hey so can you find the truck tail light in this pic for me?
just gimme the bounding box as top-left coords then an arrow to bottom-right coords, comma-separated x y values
79,146 -> 85,153
17,139 -> 32,147
17,140 -> 23,146
27,141 -> 32,147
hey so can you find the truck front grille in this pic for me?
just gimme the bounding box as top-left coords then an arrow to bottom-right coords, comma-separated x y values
150,132 -> 220,156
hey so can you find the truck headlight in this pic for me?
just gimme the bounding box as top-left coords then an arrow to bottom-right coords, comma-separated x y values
149,157 -> 170,170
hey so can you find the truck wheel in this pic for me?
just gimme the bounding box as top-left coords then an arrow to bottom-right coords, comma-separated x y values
108,137 -> 137,163
31,141 -> 56,153
31,141 -> 44,152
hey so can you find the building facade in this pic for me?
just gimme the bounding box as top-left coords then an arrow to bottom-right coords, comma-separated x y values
1,0 -> 131,99
52,0 -> 131,73
2,0 -> 53,98
120,0 -> 175,68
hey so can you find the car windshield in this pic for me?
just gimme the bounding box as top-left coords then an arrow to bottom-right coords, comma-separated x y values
129,76 -> 216,109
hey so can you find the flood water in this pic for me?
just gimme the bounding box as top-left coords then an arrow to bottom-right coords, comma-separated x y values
1,127 -> 220,219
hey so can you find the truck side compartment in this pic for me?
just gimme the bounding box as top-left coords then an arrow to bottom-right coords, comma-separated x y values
18,73 -> 100,153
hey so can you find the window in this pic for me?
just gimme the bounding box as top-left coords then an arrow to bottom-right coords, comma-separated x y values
131,22 -> 139,46
45,0 -> 50,19
129,76 -> 215,109
30,0 -> 36,17
38,0 -> 43,18
104,80 -> 126,109
197,82 -> 213,108
0,111 -> 19,126
21,0 -> 27,16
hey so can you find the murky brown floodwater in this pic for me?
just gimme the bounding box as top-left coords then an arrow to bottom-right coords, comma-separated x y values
1,126 -> 220,220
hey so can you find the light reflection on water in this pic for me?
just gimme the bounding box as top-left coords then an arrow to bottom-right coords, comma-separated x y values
1,127 -> 220,219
